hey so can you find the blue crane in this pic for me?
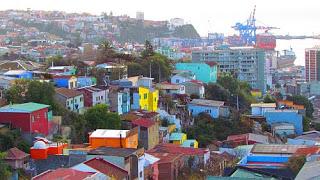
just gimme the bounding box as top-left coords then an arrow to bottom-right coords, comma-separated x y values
232,6 -> 279,46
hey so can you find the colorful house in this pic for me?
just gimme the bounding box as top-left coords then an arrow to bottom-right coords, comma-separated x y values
108,86 -> 130,115
3,70 -> 33,79
47,66 -> 76,75
181,80 -> 205,98
251,103 -> 276,116
188,99 -> 229,119
156,82 -> 185,95
175,62 -> 218,83
171,70 -> 195,84
4,147 -> 29,170
30,140 -> 68,160
182,140 -> 199,148
55,88 -> 84,113
264,110 -> 303,135
72,157 -> 128,180
89,128 -> 139,149
53,75 -> 77,89
77,86 -> 108,108
169,133 -> 187,145
87,147 -> 145,180
0,102 -> 51,135
139,87 -> 159,112
131,118 -> 160,150
77,76 -> 97,88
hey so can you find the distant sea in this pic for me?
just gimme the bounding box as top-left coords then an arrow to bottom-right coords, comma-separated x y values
276,38 -> 320,66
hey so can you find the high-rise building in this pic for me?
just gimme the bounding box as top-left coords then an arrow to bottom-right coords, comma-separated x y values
305,47 -> 320,82
136,11 -> 144,20
192,46 -> 267,93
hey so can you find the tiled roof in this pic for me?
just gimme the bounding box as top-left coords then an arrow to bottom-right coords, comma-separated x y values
33,168 -> 95,180
131,118 -> 155,128
84,158 -> 128,179
0,102 -> 50,113
227,133 -> 269,144
5,147 -> 29,160
55,88 -> 83,98
204,61 -> 218,67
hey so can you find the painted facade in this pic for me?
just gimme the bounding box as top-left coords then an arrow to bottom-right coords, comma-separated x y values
175,62 -> 218,83
139,87 -> 159,112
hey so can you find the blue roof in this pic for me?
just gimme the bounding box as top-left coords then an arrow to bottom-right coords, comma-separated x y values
169,133 -> 185,141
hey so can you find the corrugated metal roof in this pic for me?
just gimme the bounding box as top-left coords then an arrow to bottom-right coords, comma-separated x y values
251,144 -> 307,154
189,99 -> 224,107
251,103 -> 276,108
90,129 -> 129,138
0,102 -> 50,113
295,161 -> 320,180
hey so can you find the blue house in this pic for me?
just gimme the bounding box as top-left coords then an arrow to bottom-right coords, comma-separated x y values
53,75 -> 77,89
188,99 -> 229,119
108,86 -> 130,115
3,70 -> 33,79
264,110 -> 303,135
77,76 -> 97,88
175,62 -> 218,83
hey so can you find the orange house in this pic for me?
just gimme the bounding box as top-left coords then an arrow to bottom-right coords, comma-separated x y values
30,141 -> 68,160
89,128 -> 139,149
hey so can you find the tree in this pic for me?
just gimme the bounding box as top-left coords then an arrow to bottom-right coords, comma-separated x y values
97,41 -> 117,63
0,152 -> 12,180
286,155 -> 306,175
84,104 -> 121,130
141,40 -> 154,58
5,79 -> 29,104
205,83 -> 231,102
263,94 -> 276,103
303,116 -> 311,131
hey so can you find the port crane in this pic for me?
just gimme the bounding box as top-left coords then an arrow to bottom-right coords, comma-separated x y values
232,5 -> 279,46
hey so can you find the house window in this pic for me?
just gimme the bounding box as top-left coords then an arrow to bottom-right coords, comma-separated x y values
74,99 -> 77,103
176,79 -> 179,83
66,101 -> 69,106
71,100 -> 74,104
140,171 -> 143,177
144,94 -> 147,99
80,97 -> 83,102
101,96 -> 103,100
31,116 -> 35,122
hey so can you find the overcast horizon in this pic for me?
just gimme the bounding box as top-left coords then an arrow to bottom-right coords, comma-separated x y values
1,0 -> 320,37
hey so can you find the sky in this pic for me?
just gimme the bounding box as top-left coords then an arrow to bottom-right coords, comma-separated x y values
1,0 -> 320,36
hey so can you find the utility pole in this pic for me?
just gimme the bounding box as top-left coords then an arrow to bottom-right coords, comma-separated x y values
237,94 -> 239,111
158,65 -> 161,83
149,61 -> 152,78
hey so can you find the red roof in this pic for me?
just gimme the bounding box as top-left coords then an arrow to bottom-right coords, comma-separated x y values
147,144 -> 209,156
204,61 -> 218,67
148,152 -> 183,164
5,147 -> 29,160
55,88 -> 83,98
33,168 -> 95,180
188,80 -> 204,86
84,158 -> 128,179
131,118 -> 155,128
294,147 -> 320,156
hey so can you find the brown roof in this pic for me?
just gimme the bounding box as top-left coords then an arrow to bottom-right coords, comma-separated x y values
84,158 -> 128,179
204,61 -> 218,67
5,147 -> 29,160
55,88 -> 83,98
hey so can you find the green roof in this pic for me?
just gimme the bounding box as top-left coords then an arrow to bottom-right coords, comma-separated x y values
0,102 -> 50,113
231,169 -> 275,179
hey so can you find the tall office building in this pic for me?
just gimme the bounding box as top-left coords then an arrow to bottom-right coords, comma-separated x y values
192,46 -> 267,93
305,46 -> 320,82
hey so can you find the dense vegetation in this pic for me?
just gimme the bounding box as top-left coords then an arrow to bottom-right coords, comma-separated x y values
185,113 -> 253,147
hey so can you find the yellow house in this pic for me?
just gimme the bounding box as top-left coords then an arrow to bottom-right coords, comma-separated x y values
251,89 -> 262,98
169,132 -> 187,145
138,87 -> 159,112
